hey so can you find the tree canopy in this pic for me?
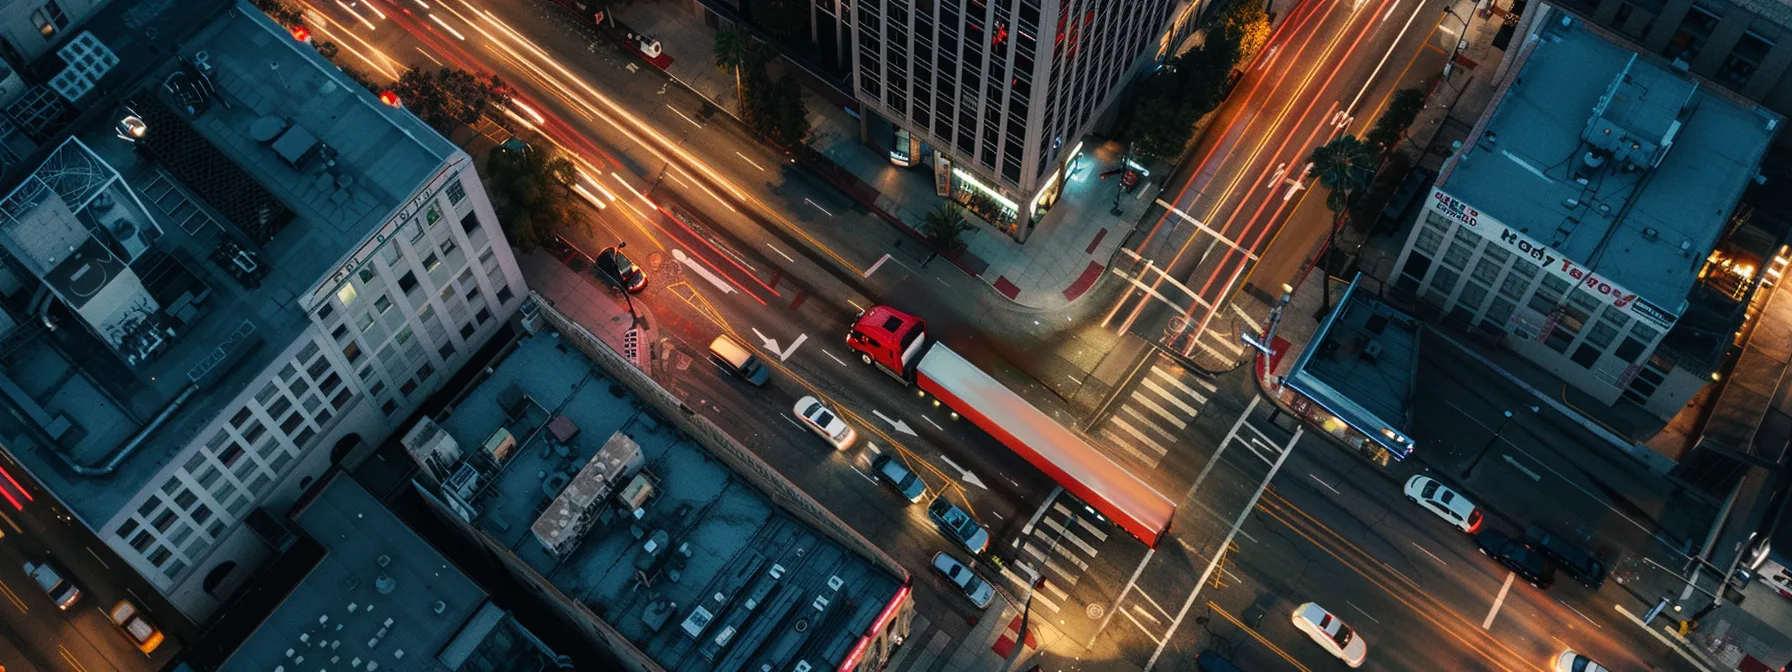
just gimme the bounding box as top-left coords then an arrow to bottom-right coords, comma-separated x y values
483,144 -> 581,251
393,67 -> 513,135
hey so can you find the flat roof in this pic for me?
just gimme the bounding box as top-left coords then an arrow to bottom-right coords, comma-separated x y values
1439,16 -> 1779,310
0,1 -> 455,522
1286,277 -> 1421,458
434,329 -> 903,672
225,474 -> 560,671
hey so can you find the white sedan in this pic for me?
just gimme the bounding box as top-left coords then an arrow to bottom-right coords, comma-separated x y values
794,396 -> 856,450
1555,651 -> 1611,672
1403,475 -> 1484,533
931,552 -> 995,608
1291,602 -> 1366,668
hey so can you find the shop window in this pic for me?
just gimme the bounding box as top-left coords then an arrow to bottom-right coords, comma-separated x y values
1718,31 -> 1774,87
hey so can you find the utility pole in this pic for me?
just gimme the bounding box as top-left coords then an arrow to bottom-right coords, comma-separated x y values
1461,406 -> 1534,478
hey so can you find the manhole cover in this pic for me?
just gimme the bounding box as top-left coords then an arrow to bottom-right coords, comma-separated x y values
1085,603 -> 1105,619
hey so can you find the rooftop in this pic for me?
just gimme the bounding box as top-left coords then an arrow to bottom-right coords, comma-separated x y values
1285,276 -> 1422,458
0,1 -> 455,521
224,473 -> 562,672
1439,16 -> 1780,311
424,328 -> 904,672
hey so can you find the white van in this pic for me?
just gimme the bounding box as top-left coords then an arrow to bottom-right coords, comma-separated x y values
708,335 -> 770,386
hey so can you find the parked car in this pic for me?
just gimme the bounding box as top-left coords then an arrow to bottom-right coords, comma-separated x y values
930,552 -> 995,608
927,498 -> 990,554
1403,475 -> 1484,533
870,454 -> 926,503
1554,650 -> 1612,672
708,335 -> 770,386
22,558 -> 80,610
794,396 -> 855,450
108,600 -> 165,654
1290,602 -> 1366,668
595,243 -> 647,293
1476,529 -> 1555,589
1524,524 -> 1607,588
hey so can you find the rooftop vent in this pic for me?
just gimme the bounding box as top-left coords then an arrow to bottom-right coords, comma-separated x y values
1562,198 -> 1580,209
1642,227 -> 1659,241
374,574 -> 395,594
1361,341 -> 1384,363
49,32 -> 118,102
432,601 -> 446,615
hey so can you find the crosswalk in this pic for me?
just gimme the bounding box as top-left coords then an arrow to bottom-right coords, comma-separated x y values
1098,359 -> 1218,468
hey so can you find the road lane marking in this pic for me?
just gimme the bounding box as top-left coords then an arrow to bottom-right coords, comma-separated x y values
1483,572 -> 1514,629
1101,428 -> 1162,463
666,103 -> 703,128
0,578 -> 28,612
1134,588 -> 1172,619
1120,608 -> 1167,644
1560,600 -> 1599,627
1347,601 -> 1381,623
782,414 -> 804,430
1412,542 -> 1448,565
1310,474 -> 1341,494
1204,601 -> 1313,672
1382,0 -> 1400,22
922,416 -> 943,431
1129,388 -> 1191,429
804,198 -> 834,216
764,243 -> 794,262
850,466 -> 877,484
671,249 -> 735,294
415,46 -> 442,65
863,254 -> 891,278
846,299 -> 864,312
59,645 -> 89,672
1347,0 -> 1427,115
1152,364 -> 1215,396
0,509 -> 19,534
86,547 -> 110,570
822,350 -> 846,366
735,151 -> 765,171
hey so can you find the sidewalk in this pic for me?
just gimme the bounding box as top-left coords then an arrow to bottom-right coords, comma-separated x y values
614,0 -> 1151,310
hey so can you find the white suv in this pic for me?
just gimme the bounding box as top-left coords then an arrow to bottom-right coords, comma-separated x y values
1403,475 -> 1484,533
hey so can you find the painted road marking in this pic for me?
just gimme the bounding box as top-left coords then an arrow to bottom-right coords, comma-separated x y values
1140,377 -> 1200,418
782,414 -> 804,430
850,465 -> 877,484
0,578 -> 27,613
1129,388 -> 1191,430
750,329 -> 807,361
1382,0 -> 1401,22
1560,600 -> 1599,627
1039,515 -> 1099,557
872,411 -> 917,436
1412,542 -> 1448,566
1483,572 -> 1515,629
1310,474 -> 1341,494
672,249 -> 734,294
937,455 -> 988,490
823,350 -> 846,366
735,151 -> 765,171
764,243 -> 794,262
1102,428 -> 1161,464
1348,601 -> 1381,623
86,547 -> 110,570
864,253 -> 893,278
666,104 -> 703,128
0,509 -> 19,534
804,198 -> 834,216
923,415 -> 943,431
1110,417 -> 1170,455
1121,406 -> 1180,443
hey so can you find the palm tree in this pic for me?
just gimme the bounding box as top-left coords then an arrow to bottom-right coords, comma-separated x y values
1307,134 -> 1378,313
713,26 -> 753,111
921,202 -> 973,262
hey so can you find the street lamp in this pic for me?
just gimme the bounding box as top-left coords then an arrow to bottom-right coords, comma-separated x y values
1441,5 -> 1476,80
596,242 -> 643,326
1460,406 -> 1536,478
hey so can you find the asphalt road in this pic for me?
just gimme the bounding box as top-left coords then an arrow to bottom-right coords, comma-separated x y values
1106,0 -> 1460,364
287,1 -> 1712,670
0,451 -> 187,672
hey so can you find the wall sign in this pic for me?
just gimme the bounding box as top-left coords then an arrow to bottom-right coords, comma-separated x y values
1426,187 -> 1678,330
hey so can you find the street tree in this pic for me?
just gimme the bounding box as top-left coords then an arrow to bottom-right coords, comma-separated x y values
393,66 -> 514,135
1308,134 -> 1380,312
1365,88 -> 1427,155
921,202 -> 974,254
483,143 -> 581,251
713,25 -> 756,111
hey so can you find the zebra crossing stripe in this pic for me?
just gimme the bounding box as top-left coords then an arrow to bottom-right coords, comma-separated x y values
1039,515 -> 1100,557
1151,365 -> 1215,399
1127,393 -> 1189,430
1101,427 -> 1162,464
1121,405 -> 1181,442
1110,417 -> 1170,455
1140,377 -> 1201,417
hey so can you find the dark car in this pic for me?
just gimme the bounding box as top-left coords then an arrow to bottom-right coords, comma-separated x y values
1524,524 -> 1607,588
1476,529 -> 1555,589
871,454 -> 926,503
595,243 -> 647,293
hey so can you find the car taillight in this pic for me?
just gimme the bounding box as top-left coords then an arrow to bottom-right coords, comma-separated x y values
1467,510 -> 1484,532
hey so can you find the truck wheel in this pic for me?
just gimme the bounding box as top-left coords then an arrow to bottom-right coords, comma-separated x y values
860,353 -> 873,365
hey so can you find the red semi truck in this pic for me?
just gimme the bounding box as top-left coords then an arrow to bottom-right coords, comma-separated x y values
845,306 -> 1175,548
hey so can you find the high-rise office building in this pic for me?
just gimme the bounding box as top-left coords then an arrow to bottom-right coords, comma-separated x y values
851,0 -> 1177,233
0,1 -> 525,620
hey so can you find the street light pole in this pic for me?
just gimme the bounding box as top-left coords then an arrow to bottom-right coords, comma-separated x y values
1461,409 -> 1513,479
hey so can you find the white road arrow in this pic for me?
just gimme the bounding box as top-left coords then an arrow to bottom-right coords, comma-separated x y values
750,328 -> 808,362
937,455 -> 987,490
872,410 -> 917,436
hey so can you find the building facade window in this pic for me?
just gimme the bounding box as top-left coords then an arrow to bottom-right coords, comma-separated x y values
32,1 -> 67,38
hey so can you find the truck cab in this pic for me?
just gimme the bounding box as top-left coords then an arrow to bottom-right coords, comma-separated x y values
846,306 -> 928,380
